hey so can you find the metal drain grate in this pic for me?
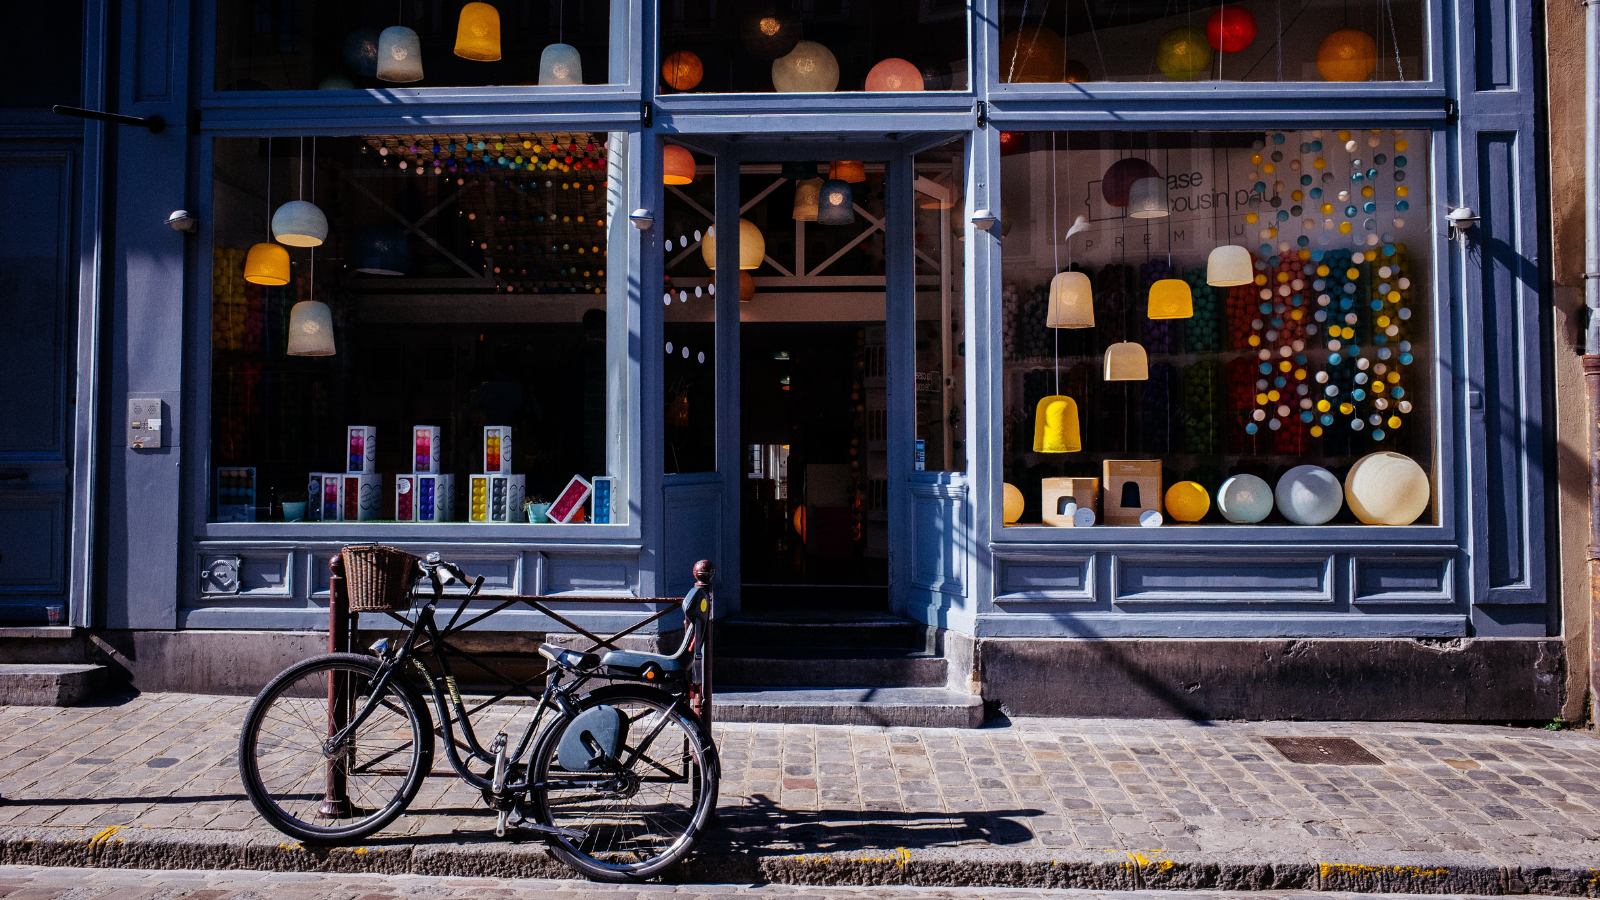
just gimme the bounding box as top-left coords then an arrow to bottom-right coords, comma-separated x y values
1263,736 -> 1384,766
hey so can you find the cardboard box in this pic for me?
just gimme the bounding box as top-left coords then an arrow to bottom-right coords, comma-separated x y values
412,426 -> 441,474
1102,460 -> 1162,526
1042,477 -> 1098,527
308,473 -> 344,522
347,426 -> 377,474
483,426 -> 513,474
342,474 -> 382,522
469,474 -> 526,523
416,474 -> 455,522
548,475 -> 593,523
590,476 -> 614,524
395,474 -> 416,522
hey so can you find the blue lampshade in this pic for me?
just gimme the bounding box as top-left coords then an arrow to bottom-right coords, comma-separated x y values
271,200 -> 328,247
376,26 -> 424,83
353,227 -> 411,275
343,28 -> 381,77
816,178 -> 854,225
539,43 -> 584,85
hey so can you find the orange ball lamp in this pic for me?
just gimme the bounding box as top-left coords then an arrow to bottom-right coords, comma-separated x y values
661,50 -> 704,91
663,144 -> 697,185
998,26 -> 1067,83
1316,29 -> 1378,82
865,57 -> 925,91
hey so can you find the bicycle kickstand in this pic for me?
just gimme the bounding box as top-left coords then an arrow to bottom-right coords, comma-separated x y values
490,732 -> 512,838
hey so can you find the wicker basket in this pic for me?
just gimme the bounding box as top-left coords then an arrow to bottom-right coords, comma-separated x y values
342,544 -> 420,612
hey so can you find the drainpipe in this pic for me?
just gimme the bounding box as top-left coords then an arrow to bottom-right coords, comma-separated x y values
1586,0 -> 1600,720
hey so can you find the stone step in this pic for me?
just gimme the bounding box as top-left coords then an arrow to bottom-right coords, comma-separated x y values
714,650 -> 947,687
0,664 -> 106,706
715,615 -> 931,652
711,686 -> 985,728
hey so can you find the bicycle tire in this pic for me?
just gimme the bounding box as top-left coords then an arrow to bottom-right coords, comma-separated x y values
526,685 -> 719,882
238,652 -> 434,843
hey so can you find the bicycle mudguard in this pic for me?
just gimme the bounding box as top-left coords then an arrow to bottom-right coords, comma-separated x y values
557,704 -> 629,771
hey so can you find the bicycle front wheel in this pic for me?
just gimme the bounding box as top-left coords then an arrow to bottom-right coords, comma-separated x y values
238,652 -> 434,843
528,686 -> 718,882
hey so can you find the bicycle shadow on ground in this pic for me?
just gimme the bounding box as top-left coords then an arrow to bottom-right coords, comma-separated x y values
695,793 -> 1046,854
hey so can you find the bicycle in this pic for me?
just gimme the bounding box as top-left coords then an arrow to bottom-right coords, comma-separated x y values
237,549 -> 720,882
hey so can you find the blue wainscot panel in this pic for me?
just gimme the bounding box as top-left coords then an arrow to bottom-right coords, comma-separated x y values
1352,555 -> 1455,605
1113,554 -> 1335,605
993,552 -> 1096,604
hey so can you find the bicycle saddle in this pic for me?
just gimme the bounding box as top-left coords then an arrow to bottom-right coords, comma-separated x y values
538,643 -> 598,670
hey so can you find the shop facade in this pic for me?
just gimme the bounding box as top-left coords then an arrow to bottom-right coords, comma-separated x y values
0,0 -> 1586,720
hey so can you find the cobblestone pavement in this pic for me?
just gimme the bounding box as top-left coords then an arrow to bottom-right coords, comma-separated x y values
0,866 -> 1565,900
1,694 -> 1599,892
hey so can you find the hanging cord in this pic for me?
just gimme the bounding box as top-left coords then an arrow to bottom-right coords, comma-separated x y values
1384,0 -> 1404,79
1165,147 -> 1174,267
1081,0 -> 1106,81
1007,0 -> 1031,82
311,136 -> 316,206
266,137 -> 272,224
1277,0 -> 1283,82
298,136 -> 304,200
1052,132 -> 1061,396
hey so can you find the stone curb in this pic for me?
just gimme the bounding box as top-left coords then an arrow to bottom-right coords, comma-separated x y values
1,827 -> 1597,895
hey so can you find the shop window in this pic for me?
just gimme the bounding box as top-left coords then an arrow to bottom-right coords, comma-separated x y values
215,0 -> 613,91
658,0 -> 969,95
208,132 -> 621,525
914,140 -> 968,473
996,0 -> 1425,84
999,130 -> 1434,528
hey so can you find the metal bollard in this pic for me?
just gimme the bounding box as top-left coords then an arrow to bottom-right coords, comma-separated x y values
320,553 -> 353,818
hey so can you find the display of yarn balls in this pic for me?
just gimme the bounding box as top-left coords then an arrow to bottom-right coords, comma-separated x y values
1101,157 -> 1160,207
1344,451 -> 1430,525
1218,474 -> 1273,523
1003,483 -> 1025,524
1316,29 -> 1378,82
1165,481 -> 1211,523
1273,465 -> 1344,525
1155,26 -> 1214,81
661,50 -> 704,91
1205,7 -> 1257,53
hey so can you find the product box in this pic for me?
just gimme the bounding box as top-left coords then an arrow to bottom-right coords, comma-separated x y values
395,474 -> 416,522
347,426 -> 377,474
483,426 -> 513,474
215,467 -> 257,523
469,474 -> 526,523
412,426 -> 441,474
1102,460 -> 1162,526
342,474 -> 382,522
548,475 -> 592,523
1042,477 -> 1099,527
415,474 -> 455,522
307,473 -> 344,522
589,476 -> 614,524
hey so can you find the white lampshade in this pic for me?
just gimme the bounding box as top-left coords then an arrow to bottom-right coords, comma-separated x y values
1103,341 -> 1148,381
701,219 -> 766,270
539,43 -> 584,85
286,300 -> 336,356
792,177 -> 822,221
271,200 -> 329,247
376,26 -> 424,83
1206,245 -> 1253,286
1047,271 -> 1094,328
1127,176 -> 1169,218
772,40 -> 840,92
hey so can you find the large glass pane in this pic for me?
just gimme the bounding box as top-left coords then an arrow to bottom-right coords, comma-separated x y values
915,141 -> 968,473
997,0 -> 1425,84
216,1 -> 612,91
1000,129 -> 1435,528
658,0 -> 969,94
208,131 -> 620,525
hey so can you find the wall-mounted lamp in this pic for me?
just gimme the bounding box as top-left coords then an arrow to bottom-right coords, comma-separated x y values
629,208 -> 655,230
1446,207 -> 1479,242
971,208 -> 998,230
166,210 -> 197,232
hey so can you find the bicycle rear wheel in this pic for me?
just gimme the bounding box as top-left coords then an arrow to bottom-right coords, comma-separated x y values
238,652 -> 434,843
527,686 -> 718,882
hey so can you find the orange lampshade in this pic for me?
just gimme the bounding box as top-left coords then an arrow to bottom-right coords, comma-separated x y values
740,271 -> 755,302
243,242 -> 290,286
830,160 -> 865,183
664,144 -> 696,185
453,2 -> 501,61
864,58 -> 924,91
1032,395 -> 1081,453
661,50 -> 704,91
1147,279 -> 1193,319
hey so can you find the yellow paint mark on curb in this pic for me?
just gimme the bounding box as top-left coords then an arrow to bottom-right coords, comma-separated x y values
1319,862 -> 1449,880
1128,850 -> 1174,871
89,826 -> 120,844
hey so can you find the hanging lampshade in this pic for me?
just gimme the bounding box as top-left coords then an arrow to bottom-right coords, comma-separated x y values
740,271 -> 756,302
700,219 -> 767,270
1101,158 -> 1159,207
271,200 -> 329,247
781,161 -> 819,180
353,227 -> 410,275
1206,245 -> 1254,286
454,2 -> 502,61
287,300 -> 336,356
343,28 -> 381,77
1316,28 -> 1378,82
1046,271 -> 1094,328
1104,342 -> 1149,381
830,160 -> 866,183
918,178 -> 961,210
1147,279 -> 1193,319
792,177 -> 822,221
244,242 -> 291,286
741,9 -> 803,59
1155,26 -> 1213,80
998,26 -> 1066,83
661,50 -> 705,91
816,179 -> 855,225
772,40 -> 840,92
865,58 -> 924,91
1206,6 -> 1258,53
376,26 -> 424,83
1032,395 -> 1081,453
1127,176 -> 1169,218
663,145 -> 697,185
539,43 -> 584,85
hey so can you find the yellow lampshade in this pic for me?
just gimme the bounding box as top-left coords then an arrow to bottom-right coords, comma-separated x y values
830,160 -> 866,183
1104,342 -> 1149,381
663,144 -> 696,185
243,242 -> 290,286
1002,483 -> 1025,524
1047,271 -> 1094,328
1147,278 -> 1193,319
701,218 -> 766,270
1206,245 -> 1253,286
454,2 -> 501,61
1165,481 -> 1210,522
792,177 -> 822,221
1032,395 -> 1081,453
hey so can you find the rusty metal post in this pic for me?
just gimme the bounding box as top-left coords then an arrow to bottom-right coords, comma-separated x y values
1586,357 -> 1600,720
320,552 -> 352,818
692,560 -> 715,731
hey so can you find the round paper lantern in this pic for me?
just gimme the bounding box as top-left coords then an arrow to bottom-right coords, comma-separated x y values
1155,26 -> 1213,80
999,130 -> 1028,156
352,227 -> 410,275
243,242 -> 290,286
539,43 -> 584,85
286,300 -> 336,356
1127,176 -> 1169,218
772,41 -> 840,93
454,2 -> 502,61
1003,483 -> 1025,524
1032,395 -> 1081,453
663,144 -> 697,185
1316,29 -> 1378,82
376,26 -> 424,83
701,218 -> 766,270
1345,452 -> 1430,525
817,179 -> 854,225
1101,157 -> 1160,207
739,270 -> 756,302
865,58 -> 924,91
741,10 -> 803,60
317,76 -> 355,90
1218,474 -> 1273,523
271,201 -> 329,247
1165,481 -> 1211,522
1206,245 -> 1253,286
1147,279 -> 1193,318
1205,6 -> 1257,53
1275,465 -> 1344,525
829,160 -> 866,183
998,26 -> 1066,83
1047,271 -> 1094,327
1104,342 -> 1149,381
1064,60 -> 1092,82
661,50 -> 704,91
792,177 -> 822,221
343,28 -> 381,77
